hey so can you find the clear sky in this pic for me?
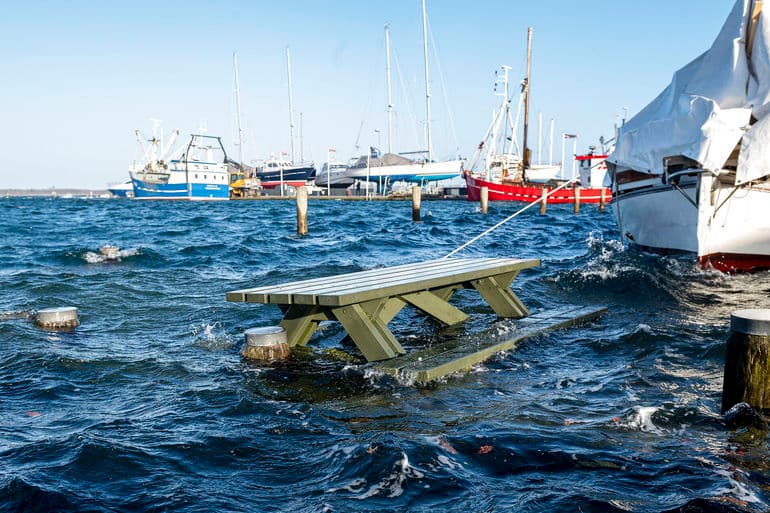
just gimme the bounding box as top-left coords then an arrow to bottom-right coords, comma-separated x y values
0,0 -> 732,188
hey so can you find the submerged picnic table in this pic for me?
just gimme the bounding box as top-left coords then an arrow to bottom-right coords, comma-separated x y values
227,258 -> 540,362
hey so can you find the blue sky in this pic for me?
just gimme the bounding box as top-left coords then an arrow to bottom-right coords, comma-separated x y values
0,0 -> 731,188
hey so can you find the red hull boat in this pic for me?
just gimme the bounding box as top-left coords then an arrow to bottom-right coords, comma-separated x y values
464,172 -> 611,204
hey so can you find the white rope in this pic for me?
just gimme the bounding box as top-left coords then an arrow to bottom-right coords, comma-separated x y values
443,177 -> 580,259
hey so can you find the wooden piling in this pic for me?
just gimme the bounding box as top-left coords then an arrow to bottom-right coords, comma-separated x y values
480,186 -> 489,214
722,309 -> 770,413
599,188 -> 607,212
296,186 -> 308,236
539,187 -> 547,215
573,185 -> 581,214
412,186 -> 421,222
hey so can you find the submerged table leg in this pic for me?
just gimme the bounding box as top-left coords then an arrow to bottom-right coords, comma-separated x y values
332,302 -> 405,362
470,274 -> 529,318
279,305 -> 329,347
401,290 -> 469,326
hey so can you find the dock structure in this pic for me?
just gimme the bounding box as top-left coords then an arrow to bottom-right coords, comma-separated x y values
227,258 -> 606,380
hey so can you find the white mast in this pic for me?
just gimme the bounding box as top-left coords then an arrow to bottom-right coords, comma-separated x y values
233,51 -> 245,166
385,24 -> 393,154
299,112 -> 304,162
286,46 -> 296,163
421,0 -> 432,161
537,111 -> 542,165
549,118 -> 554,166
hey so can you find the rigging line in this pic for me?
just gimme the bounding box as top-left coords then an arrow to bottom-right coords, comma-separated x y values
443,177 -> 579,259
427,19 -> 460,157
391,45 -> 421,153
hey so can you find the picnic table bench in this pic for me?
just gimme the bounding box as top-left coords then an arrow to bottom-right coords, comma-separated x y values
227,257 -> 540,362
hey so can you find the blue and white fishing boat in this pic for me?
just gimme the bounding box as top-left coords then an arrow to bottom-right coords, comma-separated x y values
129,121 -> 229,200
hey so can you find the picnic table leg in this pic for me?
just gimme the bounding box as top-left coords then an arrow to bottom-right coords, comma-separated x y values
401,290 -> 469,326
470,272 -> 529,318
332,302 -> 405,362
279,305 -> 329,347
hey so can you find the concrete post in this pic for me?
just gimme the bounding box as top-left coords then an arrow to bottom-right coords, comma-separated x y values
296,186 -> 308,236
412,186 -> 421,222
242,326 -> 291,361
480,186 -> 489,214
573,185 -> 581,214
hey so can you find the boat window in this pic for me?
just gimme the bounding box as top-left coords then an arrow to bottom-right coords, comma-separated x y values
204,175 -> 207,180
195,174 -> 198,179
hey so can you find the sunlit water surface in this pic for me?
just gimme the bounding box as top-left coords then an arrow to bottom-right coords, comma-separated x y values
1,197 -> 769,512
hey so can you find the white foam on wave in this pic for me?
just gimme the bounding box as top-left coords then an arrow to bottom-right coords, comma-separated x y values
190,322 -> 234,350
632,324 -> 653,335
713,467 -> 765,506
83,247 -> 140,264
326,451 -> 426,499
622,406 -> 663,434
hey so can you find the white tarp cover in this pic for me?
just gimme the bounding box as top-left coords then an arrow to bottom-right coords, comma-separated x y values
608,0 -> 770,185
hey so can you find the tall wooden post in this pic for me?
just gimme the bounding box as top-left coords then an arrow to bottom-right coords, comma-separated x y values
539,188 -> 547,215
412,185 -> 421,222
296,186 -> 308,236
722,309 -> 770,413
480,186 -> 489,214
573,185 -> 581,214
599,188 -> 606,212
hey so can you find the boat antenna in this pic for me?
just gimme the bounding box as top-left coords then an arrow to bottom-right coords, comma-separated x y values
286,46 -> 296,163
522,27 -> 533,176
385,24 -> 393,154
421,0 -> 432,162
233,51 -> 245,167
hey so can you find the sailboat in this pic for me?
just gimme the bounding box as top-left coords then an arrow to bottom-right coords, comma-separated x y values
228,51 -> 262,198
257,47 -> 316,192
340,4 -> 463,190
607,0 -> 770,272
464,28 -> 611,204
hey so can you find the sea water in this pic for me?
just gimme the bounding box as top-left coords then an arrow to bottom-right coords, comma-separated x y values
0,196 -> 768,512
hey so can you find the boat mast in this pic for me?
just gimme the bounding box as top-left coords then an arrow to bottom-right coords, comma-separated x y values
385,24 -> 393,154
421,0 -> 432,162
522,27 -> 533,173
299,112 -> 304,162
286,46 -> 296,163
233,51 -> 245,166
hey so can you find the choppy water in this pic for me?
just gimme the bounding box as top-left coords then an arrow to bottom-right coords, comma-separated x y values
1,196 -> 769,512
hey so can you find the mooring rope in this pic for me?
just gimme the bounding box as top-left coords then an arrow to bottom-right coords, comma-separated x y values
443,177 -> 580,259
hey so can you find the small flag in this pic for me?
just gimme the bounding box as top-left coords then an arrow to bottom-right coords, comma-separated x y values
563,133 -> 578,139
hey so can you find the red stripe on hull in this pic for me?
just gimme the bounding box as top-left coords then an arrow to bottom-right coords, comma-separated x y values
699,253 -> 770,273
464,174 -> 611,204
259,181 -> 308,189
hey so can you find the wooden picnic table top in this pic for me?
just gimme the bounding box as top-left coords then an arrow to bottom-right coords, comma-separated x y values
226,257 -> 540,307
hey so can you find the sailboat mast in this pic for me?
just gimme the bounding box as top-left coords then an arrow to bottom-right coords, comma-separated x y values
385,24 -> 393,154
421,0 -> 432,162
522,27 -> 533,172
286,46 -> 296,163
233,51 -> 245,166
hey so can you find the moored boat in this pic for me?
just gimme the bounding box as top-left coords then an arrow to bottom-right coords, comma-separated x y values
129,122 -> 229,200
107,180 -> 134,198
464,29 -> 610,204
607,0 -> 770,272
255,159 -> 315,189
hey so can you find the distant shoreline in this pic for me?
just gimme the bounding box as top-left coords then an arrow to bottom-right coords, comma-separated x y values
0,189 -> 110,197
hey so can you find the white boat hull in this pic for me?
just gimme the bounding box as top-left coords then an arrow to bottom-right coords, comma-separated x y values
346,160 -> 463,183
613,172 -> 770,271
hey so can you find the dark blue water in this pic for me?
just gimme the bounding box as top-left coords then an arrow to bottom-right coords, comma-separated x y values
1,196 -> 768,512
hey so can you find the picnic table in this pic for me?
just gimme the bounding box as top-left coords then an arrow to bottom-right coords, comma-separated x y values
227,257 -> 540,362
